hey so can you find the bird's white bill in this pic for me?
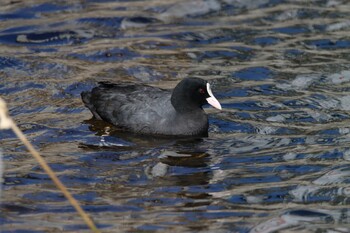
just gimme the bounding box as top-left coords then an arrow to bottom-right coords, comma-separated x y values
206,83 -> 222,110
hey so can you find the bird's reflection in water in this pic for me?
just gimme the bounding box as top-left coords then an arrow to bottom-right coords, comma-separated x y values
146,150 -> 213,198
82,118 -> 214,204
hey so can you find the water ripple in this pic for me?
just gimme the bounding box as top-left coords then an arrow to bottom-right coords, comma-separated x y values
2,0 -> 350,232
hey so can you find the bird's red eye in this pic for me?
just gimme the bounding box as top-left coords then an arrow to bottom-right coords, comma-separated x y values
199,88 -> 205,94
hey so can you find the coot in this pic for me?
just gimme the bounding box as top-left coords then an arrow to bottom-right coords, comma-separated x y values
81,78 -> 221,137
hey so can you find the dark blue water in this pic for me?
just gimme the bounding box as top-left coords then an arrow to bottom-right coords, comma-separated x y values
1,0 -> 350,232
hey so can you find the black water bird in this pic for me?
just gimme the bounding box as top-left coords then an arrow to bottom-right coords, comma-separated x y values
81,78 -> 221,137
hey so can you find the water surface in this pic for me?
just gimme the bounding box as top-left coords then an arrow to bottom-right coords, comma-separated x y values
1,0 -> 350,232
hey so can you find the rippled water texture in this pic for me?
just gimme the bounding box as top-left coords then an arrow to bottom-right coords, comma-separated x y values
2,0 -> 350,232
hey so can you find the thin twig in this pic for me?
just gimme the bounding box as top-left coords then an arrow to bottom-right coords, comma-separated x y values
0,97 -> 100,233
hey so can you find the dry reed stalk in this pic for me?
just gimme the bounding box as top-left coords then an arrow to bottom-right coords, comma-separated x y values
0,97 -> 100,233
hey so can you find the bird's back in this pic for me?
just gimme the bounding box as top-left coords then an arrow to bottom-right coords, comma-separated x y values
81,82 -> 174,134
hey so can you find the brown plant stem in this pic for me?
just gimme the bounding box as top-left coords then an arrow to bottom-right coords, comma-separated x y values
0,97 -> 100,233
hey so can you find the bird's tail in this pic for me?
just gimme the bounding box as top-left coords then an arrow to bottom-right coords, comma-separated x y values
81,91 -> 102,120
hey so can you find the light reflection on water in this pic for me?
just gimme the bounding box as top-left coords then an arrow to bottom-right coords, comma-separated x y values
1,0 -> 350,232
